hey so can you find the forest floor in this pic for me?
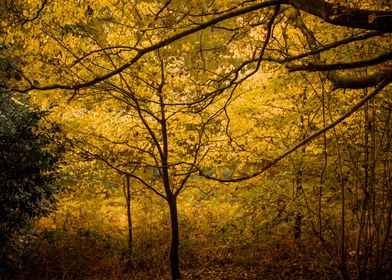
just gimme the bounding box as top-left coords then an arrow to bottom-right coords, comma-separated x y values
8,192 -> 392,280
11,225 -> 392,280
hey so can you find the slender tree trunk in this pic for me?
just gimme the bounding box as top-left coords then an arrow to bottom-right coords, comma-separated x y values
356,98 -> 370,280
125,175 -> 132,252
121,174 -> 133,274
158,90 -> 182,279
294,169 -> 303,240
336,138 -> 349,279
293,112 -> 306,240
167,194 -> 181,280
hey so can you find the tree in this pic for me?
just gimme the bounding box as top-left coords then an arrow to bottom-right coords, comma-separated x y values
50,48 -> 231,279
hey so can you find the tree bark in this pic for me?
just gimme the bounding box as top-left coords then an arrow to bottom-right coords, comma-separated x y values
167,194 -> 181,280
285,0 -> 392,32
125,175 -> 133,252
158,88 -> 182,279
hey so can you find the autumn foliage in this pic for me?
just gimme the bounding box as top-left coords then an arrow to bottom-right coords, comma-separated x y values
1,0 -> 391,279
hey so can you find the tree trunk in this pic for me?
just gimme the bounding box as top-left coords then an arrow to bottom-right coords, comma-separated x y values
167,194 -> 181,280
125,175 -> 132,252
158,84 -> 181,279
294,169 -> 303,240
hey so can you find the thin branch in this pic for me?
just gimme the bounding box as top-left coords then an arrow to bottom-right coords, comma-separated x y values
70,136 -> 167,200
259,31 -> 384,63
70,46 -> 140,67
288,51 -> 392,72
154,0 -> 173,20
199,75 -> 391,182
21,0 -> 48,25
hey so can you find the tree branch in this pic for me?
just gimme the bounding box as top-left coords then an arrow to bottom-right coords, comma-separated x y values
198,75 -> 391,182
8,0 -> 392,93
21,0 -> 48,25
10,0 -> 281,93
287,50 -> 392,72
327,70 -> 392,89
295,14 -> 392,89
284,0 -> 392,32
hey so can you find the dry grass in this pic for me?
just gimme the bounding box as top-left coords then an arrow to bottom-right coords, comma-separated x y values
8,191 -> 391,280
15,228 -> 342,280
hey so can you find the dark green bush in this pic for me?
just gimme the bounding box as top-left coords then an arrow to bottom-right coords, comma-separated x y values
0,92 -> 63,276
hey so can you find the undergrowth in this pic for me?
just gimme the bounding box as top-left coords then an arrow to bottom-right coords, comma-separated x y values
6,189 -> 391,280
